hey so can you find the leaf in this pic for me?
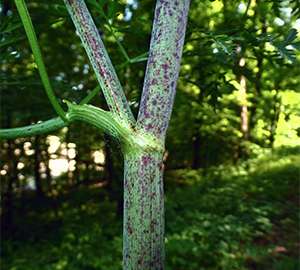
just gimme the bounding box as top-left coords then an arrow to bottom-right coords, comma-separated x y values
269,28 -> 299,63
291,0 -> 300,16
130,52 -> 148,63
108,1 -> 117,20
0,36 -> 25,48
285,28 -> 298,44
274,44 -> 296,62
1,22 -> 23,33
291,41 -> 300,50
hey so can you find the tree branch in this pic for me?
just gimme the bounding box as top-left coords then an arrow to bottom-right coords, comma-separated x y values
63,0 -> 135,125
137,0 -> 190,140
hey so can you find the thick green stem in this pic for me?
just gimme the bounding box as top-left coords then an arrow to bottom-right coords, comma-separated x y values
123,150 -> 165,270
65,102 -> 163,153
65,101 -> 128,140
0,85 -> 101,140
4,2 -> 190,270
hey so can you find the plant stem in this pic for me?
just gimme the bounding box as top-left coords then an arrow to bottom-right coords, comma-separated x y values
137,0 -> 190,140
123,150 -> 164,269
79,85 -> 101,105
0,84 -> 101,140
64,0 -> 135,125
65,102 -> 162,153
0,117 -> 66,140
14,0 -> 66,120
122,1 -> 190,269
65,101 -> 127,140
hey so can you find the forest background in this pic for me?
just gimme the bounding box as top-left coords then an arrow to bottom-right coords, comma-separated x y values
0,0 -> 300,269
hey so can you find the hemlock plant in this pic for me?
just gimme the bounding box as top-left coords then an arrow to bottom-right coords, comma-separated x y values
0,0 -> 190,269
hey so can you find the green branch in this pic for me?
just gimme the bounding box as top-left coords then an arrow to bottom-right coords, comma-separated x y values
14,0 -> 66,120
65,101 -> 125,139
87,0 -> 130,62
0,101 -> 163,152
0,85 -> 100,140
105,24 -> 130,63
0,117 -> 66,140
79,85 -> 101,105
65,101 -> 163,153
0,102 -> 120,141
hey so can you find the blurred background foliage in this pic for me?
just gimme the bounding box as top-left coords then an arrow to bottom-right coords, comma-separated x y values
0,0 -> 299,269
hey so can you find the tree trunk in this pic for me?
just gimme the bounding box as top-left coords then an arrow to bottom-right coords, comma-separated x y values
192,134 -> 202,169
33,136 -> 43,197
269,87 -> 281,148
44,144 -> 53,194
104,135 -> 123,216
250,0 -> 266,134
239,57 -> 249,140
2,139 -> 18,231
123,150 -> 164,269
2,113 -> 18,231
74,147 -> 81,184
65,128 -> 73,186
104,135 -> 114,187
84,161 -> 90,182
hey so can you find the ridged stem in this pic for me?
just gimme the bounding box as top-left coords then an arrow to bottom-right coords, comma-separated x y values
65,102 -> 163,153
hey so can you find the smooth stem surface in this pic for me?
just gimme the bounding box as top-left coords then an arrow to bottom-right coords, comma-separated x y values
123,151 -> 164,270
0,117 -> 66,139
79,85 -> 101,105
0,85 -> 100,140
14,0 -> 66,120
64,0 -> 135,125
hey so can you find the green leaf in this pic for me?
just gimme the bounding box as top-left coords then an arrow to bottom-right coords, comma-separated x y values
285,28 -> 298,44
108,1 -> 117,20
291,41 -> 300,50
